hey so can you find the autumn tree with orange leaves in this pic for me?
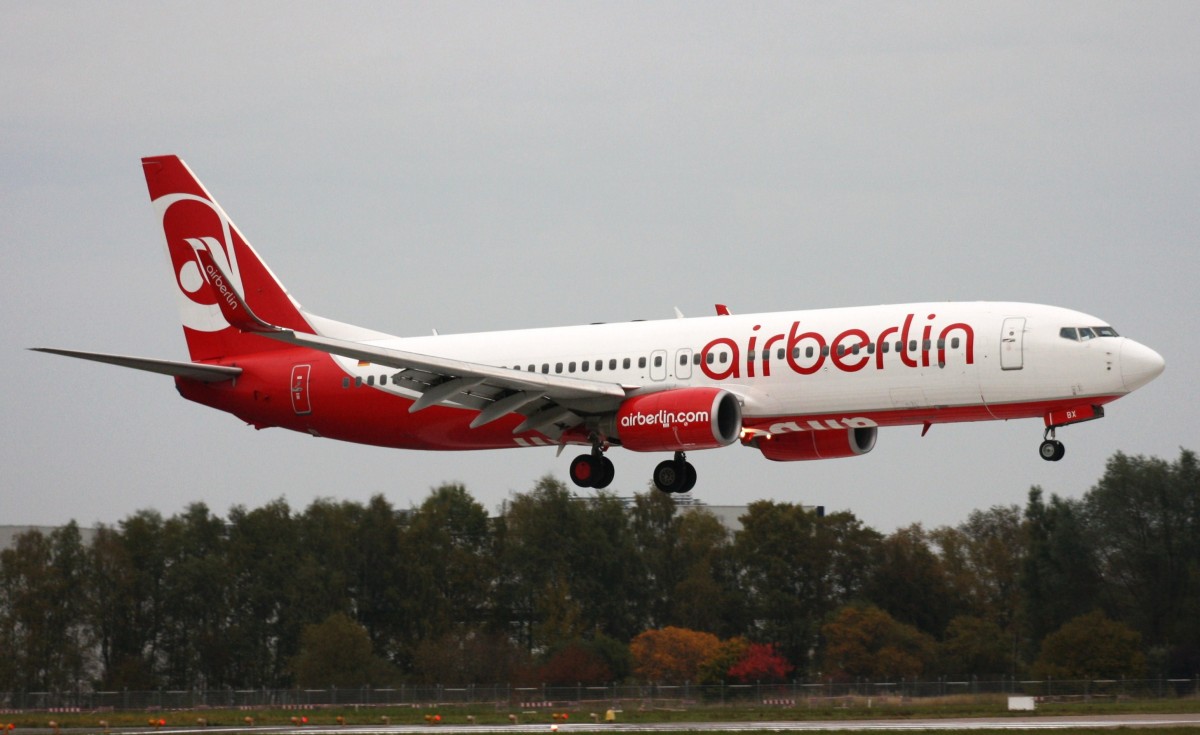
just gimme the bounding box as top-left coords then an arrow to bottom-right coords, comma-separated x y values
630,627 -> 721,682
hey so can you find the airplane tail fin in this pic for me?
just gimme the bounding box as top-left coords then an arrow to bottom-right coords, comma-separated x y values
142,155 -> 315,361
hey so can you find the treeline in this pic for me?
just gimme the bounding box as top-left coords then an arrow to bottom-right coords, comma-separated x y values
1,449 -> 1196,693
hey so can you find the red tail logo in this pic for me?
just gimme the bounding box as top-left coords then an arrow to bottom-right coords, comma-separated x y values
143,156 -> 313,360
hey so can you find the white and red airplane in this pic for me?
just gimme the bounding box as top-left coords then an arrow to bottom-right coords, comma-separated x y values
36,156 -> 1165,493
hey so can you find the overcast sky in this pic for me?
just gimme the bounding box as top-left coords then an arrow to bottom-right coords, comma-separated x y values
3,2 -> 1196,533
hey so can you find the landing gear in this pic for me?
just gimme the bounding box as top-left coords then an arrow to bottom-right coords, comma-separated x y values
653,452 -> 697,494
569,445 -> 615,489
1039,428 -> 1065,462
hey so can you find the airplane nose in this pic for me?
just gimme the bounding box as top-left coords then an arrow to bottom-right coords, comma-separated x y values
1120,339 -> 1165,392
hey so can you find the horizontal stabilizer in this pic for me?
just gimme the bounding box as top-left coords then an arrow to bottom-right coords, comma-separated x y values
31,348 -> 241,383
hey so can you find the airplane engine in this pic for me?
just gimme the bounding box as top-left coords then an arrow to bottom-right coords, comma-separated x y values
751,426 -> 877,461
605,388 -> 742,452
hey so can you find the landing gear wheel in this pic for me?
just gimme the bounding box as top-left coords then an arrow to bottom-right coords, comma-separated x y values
593,456 -> 615,489
1039,439 -> 1065,462
570,449 -> 616,489
653,453 -> 697,493
653,459 -> 686,493
570,454 -> 597,487
681,462 -> 697,493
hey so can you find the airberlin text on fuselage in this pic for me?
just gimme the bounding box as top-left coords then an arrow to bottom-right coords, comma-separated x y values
699,313 -> 974,381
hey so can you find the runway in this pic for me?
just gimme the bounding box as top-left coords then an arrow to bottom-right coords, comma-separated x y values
76,713 -> 1200,734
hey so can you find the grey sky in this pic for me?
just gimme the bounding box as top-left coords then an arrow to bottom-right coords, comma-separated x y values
4,2 -> 1196,532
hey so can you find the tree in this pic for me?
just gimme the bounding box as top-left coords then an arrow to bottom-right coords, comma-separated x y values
410,628 -> 532,686
1031,610 -> 1145,680
0,524 -> 91,692
1083,449 -> 1200,674
291,612 -> 397,687
938,615 -> 1013,677
1020,488 -> 1101,659
866,524 -> 955,637
537,639 -> 614,685
630,626 -> 721,682
727,642 -> 793,683
820,605 -> 935,681
931,505 -> 1025,645
733,502 -> 881,672
696,636 -> 749,684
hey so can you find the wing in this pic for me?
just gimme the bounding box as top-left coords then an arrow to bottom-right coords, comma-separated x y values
30,348 -> 242,383
191,246 -> 629,438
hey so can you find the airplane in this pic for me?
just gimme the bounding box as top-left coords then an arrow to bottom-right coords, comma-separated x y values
34,155 -> 1166,494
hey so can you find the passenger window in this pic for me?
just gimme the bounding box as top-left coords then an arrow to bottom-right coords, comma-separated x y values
777,348 -> 785,360
718,353 -> 727,364
367,375 -> 375,386
342,377 -> 351,389
654,355 -> 663,367
706,353 -> 714,364
595,360 -> 602,371
821,346 -> 830,357
541,364 -> 549,374
951,337 -> 960,349
623,358 -> 631,369
679,354 -> 688,366
609,359 -> 617,370
355,376 -> 363,387
528,364 -> 535,372
581,361 -> 589,372
909,340 -> 917,352
922,340 -> 931,350
806,346 -> 814,358
569,361 -> 576,372
936,339 -> 945,349
556,362 -> 563,373
882,342 -> 890,353
638,357 -> 647,368
693,353 -> 701,365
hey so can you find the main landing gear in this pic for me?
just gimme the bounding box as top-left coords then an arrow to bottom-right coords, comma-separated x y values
653,452 -> 697,494
569,447 -> 615,489
1039,427 -> 1066,462
568,446 -> 698,493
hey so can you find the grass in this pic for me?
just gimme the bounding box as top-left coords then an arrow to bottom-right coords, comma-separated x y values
3,695 -> 1198,731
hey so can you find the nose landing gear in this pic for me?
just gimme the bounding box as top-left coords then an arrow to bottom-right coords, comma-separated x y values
1039,427 -> 1065,462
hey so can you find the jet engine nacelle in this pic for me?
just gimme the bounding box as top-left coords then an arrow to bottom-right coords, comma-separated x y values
752,426 -> 878,461
606,388 -> 742,452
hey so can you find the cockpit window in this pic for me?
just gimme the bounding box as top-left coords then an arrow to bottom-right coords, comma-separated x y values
1060,325 -> 1119,341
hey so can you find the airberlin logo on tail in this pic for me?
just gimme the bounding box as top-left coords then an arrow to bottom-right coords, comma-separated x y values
620,409 -> 710,429
202,263 -> 240,312
154,193 -> 245,333
699,313 -> 975,381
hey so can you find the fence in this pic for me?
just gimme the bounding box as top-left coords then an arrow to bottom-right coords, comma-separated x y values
3,678 -> 1198,713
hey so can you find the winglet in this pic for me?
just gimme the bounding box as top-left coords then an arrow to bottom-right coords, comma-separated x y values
191,246 -> 282,334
